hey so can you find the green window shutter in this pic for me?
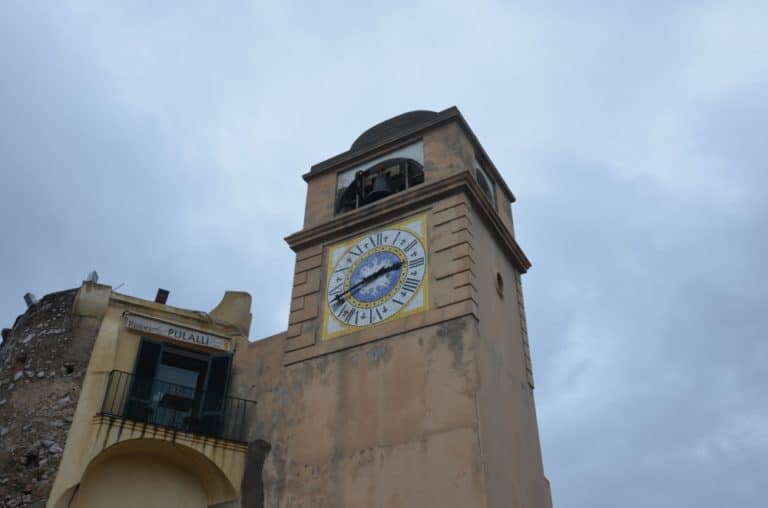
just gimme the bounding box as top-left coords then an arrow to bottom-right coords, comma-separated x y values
126,338 -> 163,421
200,353 -> 232,437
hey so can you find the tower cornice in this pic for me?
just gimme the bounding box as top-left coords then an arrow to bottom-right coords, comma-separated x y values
285,170 -> 531,273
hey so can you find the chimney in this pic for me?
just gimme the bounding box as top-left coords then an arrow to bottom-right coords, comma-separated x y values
24,293 -> 38,308
155,289 -> 169,304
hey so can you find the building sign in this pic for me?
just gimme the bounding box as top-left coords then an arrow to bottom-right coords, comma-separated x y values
124,313 -> 231,351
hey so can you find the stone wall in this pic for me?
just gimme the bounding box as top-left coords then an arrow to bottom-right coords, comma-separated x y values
0,290 -> 96,507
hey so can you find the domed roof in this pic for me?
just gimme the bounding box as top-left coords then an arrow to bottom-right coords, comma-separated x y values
351,110 -> 439,151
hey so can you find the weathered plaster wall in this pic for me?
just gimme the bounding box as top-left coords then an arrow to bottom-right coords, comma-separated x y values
238,317 -> 486,508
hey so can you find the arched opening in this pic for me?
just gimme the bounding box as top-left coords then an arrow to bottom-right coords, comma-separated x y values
61,439 -> 237,508
336,157 -> 425,214
70,454 -> 207,508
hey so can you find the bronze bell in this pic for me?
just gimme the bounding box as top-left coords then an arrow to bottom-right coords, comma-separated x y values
367,173 -> 395,201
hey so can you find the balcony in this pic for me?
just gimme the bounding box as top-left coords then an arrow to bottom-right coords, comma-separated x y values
100,370 -> 256,443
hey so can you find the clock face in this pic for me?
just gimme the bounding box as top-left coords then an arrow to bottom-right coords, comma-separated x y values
323,215 -> 428,339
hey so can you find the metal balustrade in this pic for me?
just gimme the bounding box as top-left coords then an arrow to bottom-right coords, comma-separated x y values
100,370 -> 256,443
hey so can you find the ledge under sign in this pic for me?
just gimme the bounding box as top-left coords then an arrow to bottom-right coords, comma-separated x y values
124,313 -> 231,352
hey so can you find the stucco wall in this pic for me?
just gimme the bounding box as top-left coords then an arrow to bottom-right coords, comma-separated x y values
238,317 -> 486,507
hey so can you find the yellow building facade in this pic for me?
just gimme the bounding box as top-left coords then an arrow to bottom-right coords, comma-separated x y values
47,286 -> 254,508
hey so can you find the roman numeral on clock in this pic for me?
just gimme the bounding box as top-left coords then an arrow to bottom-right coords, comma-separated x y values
344,309 -> 359,325
403,239 -> 418,252
369,233 -> 383,247
401,277 -> 420,293
409,257 -> 425,269
329,281 -> 344,296
369,308 -> 384,322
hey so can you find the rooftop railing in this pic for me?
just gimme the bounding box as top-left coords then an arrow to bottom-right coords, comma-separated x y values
100,370 -> 256,443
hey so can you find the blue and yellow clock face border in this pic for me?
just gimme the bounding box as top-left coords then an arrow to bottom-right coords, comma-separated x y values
322,215 -> 429,341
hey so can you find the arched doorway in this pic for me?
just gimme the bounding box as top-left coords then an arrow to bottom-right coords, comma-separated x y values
70,454 -> 207,508
65,439 -> 236,508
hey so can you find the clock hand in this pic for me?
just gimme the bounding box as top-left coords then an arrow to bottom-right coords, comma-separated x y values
333,261 -> 403,303
343,261 -> 402,298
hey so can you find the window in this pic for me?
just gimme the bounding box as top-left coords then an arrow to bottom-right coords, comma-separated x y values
474,157 -> 496,207
126,339 -> 232,435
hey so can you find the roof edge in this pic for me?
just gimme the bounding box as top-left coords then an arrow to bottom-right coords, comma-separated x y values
304,106 -> 461,180
302,106 -> 515,202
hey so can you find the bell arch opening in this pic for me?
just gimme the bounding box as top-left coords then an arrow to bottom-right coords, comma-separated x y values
336,157 -> 425,214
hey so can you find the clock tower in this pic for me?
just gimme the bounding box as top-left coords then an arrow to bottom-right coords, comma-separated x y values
238,107 -> 553,508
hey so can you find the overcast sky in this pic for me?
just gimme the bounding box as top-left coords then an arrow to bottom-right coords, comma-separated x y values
1,1 -> 766,506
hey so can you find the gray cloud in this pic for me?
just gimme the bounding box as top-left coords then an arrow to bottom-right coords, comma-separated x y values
1,1 -> 766,506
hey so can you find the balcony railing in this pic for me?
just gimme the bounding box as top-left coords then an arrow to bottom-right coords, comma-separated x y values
100,370 -> 256,443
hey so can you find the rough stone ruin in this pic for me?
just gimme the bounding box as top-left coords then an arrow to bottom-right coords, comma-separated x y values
0,290 -> 96,507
